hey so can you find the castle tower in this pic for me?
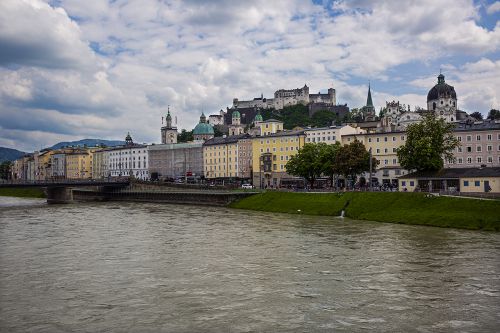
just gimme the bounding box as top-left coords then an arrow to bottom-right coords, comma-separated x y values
161,109 -> 178,144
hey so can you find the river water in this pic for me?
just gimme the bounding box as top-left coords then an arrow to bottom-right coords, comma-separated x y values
0,197 -> 499,332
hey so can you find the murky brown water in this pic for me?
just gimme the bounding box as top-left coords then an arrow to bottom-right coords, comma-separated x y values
0,197 -> 499,332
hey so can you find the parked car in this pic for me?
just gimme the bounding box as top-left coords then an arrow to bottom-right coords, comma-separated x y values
241,184 -> 253,189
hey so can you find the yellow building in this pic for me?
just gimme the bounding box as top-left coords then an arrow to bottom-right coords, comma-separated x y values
33,150 -> 56,181
65,150 -> 93,179
251,130 -> 306,188
203,134 -> 253,181
398,167 -> 500,194
341,131 -> 408,186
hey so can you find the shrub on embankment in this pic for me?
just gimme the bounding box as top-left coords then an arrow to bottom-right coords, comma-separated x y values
229,192 -> 500,231
0,188 -> 46,198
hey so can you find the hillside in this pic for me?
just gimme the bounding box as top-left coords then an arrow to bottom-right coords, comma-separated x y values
260,104 -> 344,129
0,147 -> 27,162
48,139 -> 125,150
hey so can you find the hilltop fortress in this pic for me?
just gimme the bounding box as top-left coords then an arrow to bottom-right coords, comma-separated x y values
232,84 -> 336,110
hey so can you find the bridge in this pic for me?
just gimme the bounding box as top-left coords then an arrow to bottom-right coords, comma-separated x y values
0,179 -> 130,203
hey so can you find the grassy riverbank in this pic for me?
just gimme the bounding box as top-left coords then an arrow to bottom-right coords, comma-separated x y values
0,188 -> 46,198
230,192 -> 500,231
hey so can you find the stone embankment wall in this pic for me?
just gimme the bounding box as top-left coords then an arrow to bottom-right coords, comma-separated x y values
73,188 -> 256,206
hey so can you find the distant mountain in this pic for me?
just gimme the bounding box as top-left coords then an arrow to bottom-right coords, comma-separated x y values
0,147 -> 27,162
48,139 -> 125,150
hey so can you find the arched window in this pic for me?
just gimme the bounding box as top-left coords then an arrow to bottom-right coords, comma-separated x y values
433,102 -> 436,110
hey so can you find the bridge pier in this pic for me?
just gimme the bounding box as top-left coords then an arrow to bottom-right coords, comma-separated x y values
46,187 -> 73,204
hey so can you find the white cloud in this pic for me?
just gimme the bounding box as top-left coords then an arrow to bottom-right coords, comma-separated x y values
486,1 -> 500,14
1,0 -> 499,151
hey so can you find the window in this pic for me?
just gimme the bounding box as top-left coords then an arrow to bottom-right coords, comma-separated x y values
368,138 -> 372,143
474,181 -> 480,187
458,158 -> 463,164
401,136 -> 405,141
476,135 -> 481,141
487,156 -> 493,163
467,157 -> 472,164
376,148 -> 380,153
393,148 -> 397,153
476,146 -> 482,152
384,137 -> 388,142
376,138 -> 380,142
487,134 -> 492,140
463,180 -> 469,187
477,157 -> 482,163
466,135 -> 472,142
392,136 -> 396,141
410,181 -> 414,186
457,136 -> 462,142
487,145 -> 492,152
458,147 -> 462,153
466,146 -> 472,152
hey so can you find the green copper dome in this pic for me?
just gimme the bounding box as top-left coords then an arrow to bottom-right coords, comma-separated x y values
254,112 -> 263,122
232,110 -> 241,118
193,112 -> 214,135
193,122 -> 214,135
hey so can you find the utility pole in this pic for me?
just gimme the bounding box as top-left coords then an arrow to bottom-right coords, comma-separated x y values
369,147 -> 373,192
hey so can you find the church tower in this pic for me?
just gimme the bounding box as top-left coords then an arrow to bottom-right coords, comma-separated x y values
161,108 -> 178,144
362,83 -> 376,121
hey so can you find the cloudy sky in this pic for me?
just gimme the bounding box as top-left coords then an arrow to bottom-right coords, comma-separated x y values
0,0 -> 499,151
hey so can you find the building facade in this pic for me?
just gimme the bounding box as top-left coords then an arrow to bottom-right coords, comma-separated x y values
106,134 -> 148,179
203,134 -> 253,181
148,142 -> 204,180
251,130 -> 306,188
445,119 -> 500,168
305,125 -> 364,145
161,110 -> 178,144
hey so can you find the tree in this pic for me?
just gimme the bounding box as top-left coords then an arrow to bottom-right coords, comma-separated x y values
487,109 -> 500,120
469,111 -> 483,121
335,140 -> 378,188
310,110 -> 337,127
177,129 -> 193,143
319,142 -> 341,187
0,161 -> 12,180
397,114 -> 459,172
285,143 -> 326,188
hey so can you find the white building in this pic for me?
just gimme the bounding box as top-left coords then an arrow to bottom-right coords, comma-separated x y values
105,133 -> 149,180
305,125 -> 365,145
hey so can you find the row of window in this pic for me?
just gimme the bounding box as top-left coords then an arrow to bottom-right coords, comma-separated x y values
368,136 -> 405,143
458,145 -> 499,153
260,146 -> 299,153
458,134 -> 500,142
307,136 -> 336,142
449,156 -> 498,164
109,150 -> 147,155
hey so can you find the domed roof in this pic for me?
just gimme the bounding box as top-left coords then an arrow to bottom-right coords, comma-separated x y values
254,112 -> 263,122
193,122 -> 214,135
232,110 -> 241,118
427,74 -> 457,102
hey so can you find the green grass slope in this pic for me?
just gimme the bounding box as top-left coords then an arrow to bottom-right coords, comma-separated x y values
0,188 -> 46,198
230,192 -> 500,231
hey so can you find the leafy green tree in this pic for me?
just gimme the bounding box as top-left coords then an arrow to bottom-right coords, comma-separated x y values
213,125 -> 225,137
469,111 -> 483,120
177,129 -> 193,142
487,109 -> 500,120
310,110 -> 337,127
285,143 -> 326,188
0,161 -> 12,180
280,104 -> 311,129
335,140 -> 378,188
397,114 -> 459,171
319,142 -> 341,187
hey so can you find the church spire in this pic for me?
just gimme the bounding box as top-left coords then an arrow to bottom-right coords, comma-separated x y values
366,83 -> 374,107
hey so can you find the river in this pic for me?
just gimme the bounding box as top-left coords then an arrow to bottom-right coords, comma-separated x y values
0,197 -> 499,332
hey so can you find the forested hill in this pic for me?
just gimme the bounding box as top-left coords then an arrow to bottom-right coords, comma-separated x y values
260,104 -> 344,129
0,147 -> 26,162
